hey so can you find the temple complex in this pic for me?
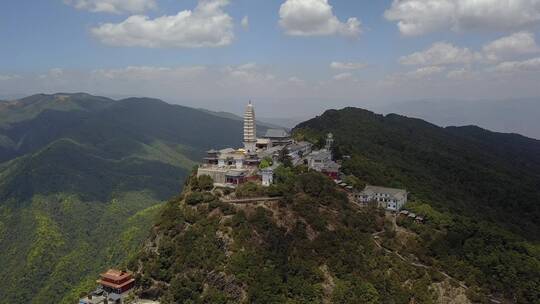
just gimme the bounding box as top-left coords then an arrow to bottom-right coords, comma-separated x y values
197,101 -> 340,187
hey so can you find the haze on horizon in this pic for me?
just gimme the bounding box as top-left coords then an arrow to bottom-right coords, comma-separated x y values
1,0 -> 540,138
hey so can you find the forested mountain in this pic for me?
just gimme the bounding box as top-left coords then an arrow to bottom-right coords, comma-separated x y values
130,107 -> 539,304
0,93 -> 257,304
294,108 -> 540,239
293,107 -> 540,302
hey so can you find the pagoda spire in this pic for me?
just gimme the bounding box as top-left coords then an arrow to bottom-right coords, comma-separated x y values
243,100 -> 257,153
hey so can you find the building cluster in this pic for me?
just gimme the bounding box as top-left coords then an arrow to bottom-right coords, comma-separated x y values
79,269 -> 135,304
196,101 -> 409,211
197,101 -> 340,187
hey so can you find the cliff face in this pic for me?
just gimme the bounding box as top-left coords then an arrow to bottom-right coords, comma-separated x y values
130,170 -> 474,304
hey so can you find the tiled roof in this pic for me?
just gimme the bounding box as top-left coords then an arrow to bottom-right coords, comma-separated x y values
362,185 -> 407,200
264,129 -> 290,138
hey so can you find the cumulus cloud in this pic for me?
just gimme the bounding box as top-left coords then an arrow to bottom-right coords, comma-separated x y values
333,72 -> 355,81
64,0 -> 156,14
483,31 -> 539,61
92,66 -> 207,81
91,0 -> 234,48
495,57 -> 540,72
406,66 -> 445,78
0,74 -> 22,81
385,0 -> 540,36
241,16 -> 249,30
221,63 -> 276,85
39,68 -> 65,79
288,76 -> 305,85
400,42 -> 481,66
446,68 -> 475,80
330,61 -> 367,70
279,0 -> 361,37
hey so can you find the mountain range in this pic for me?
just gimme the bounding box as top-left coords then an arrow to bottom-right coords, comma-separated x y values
376,98 -> 540,140
0,93 -> 267,304
0,93 -> 538,303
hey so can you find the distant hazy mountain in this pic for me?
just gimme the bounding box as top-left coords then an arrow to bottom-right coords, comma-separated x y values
0,93 -> 250,304
376,98 -> 540,140
258,116 -> 307,129
199,108 -> 283,130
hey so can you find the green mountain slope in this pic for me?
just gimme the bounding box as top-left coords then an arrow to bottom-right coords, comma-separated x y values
294,108 -> 540,238
0,93 -> 254,304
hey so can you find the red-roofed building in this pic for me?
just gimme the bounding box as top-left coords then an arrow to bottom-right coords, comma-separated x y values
97,269 -> 135,295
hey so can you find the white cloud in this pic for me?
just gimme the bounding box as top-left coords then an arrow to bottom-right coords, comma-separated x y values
333,72 -> 355,81
400,42 -> 481,66
0,74 -> 21,81
447,68 -> 475,80
406,66 -> 445,78
65,0 -> 156,14
279,0 -> 361,37
385,0 -> 540,36
39,68 -> 65,79
483,31 -> 539,61
495,57 -> 540,72
241,16 -> 249,30
91,0 -> 234,48
92,66 -> 207,80
221,63 -> 276,85
330,61 -> 367,70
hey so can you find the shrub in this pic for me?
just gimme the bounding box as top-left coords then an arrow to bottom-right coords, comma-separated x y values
186,192 -> 204,205
235,182 -> 265,198
198,175 -> 214,191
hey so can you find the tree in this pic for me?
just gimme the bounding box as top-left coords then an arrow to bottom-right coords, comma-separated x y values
186,192 -> 204,205
278,148 -> 293,167
259,157 -> 273,169
197,175 -> 214,191
332,280 -> 380,304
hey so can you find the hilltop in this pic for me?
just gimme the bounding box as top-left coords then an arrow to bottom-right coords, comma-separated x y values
103,106 -> 538,304
130,170 -> 477,303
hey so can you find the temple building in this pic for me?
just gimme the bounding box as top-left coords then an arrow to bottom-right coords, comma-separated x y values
198,101 -> 269,187
97,269 -> 135,295
306,133 -> 340,180
356,185 -> 408,211
79,269 -> 135,304
263,129 -> 293,147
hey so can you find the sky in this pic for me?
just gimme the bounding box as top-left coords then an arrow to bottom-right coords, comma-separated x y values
1,0 -> 540,118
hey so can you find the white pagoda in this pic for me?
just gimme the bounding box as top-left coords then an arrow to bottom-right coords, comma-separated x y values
243,101 -> 257,153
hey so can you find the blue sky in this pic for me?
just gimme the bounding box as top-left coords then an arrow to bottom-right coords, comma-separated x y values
1,0 -> 540,117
